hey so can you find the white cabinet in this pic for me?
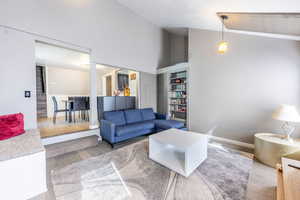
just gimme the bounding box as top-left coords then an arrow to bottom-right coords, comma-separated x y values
0,151 -> 47,200
0,130 -> 47,200
279,152 -> 300,200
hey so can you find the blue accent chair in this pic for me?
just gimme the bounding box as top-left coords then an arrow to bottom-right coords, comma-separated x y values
100,108 -> 186,147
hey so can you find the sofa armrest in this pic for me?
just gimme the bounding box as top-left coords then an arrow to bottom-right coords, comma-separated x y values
155,113 -> 169,120
100,120 -> 116,144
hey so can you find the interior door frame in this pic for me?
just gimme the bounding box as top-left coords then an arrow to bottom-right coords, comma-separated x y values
106,75 -> 112,96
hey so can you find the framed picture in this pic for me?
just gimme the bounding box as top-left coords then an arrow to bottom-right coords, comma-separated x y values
117,74 -> 129,91
130,73 -> 136,80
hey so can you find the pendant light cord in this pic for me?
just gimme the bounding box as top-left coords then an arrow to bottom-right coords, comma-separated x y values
222,17 -> 224,41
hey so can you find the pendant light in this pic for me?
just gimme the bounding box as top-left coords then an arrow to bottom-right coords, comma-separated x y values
218,15 -> 229,54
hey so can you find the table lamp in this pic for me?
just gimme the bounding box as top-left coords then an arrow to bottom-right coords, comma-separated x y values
272,104 -> 300,141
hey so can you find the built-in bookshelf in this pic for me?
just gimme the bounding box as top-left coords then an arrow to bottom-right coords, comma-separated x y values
168,70 -> 187,123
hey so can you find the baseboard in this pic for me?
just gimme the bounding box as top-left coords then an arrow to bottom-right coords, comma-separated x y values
209,135 -> 254,149
89,124 -> 99,129
42,129 -> 100,145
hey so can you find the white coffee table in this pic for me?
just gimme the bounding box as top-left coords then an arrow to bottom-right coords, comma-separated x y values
149,128 -> 208,177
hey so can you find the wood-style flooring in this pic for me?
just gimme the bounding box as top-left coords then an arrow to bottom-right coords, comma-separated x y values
38,117 -> 90,138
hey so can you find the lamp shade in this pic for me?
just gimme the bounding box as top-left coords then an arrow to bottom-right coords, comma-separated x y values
272,104 -> 300,122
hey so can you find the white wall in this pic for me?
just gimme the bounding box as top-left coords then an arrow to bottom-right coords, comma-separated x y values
0,29 -> 36,129
0,0 -> 166,129
189,29 -> 300,143
160,31 -> 171,68
97,71 -> 106,96
128,71 -> 139,97
0,151 -> 47,200
170,34 -> 188,65
47,67 -> 89,96
0,0 -> 167,74
46,66 -> 90,118
97,70 -> 116,96
157,32 -> 188,67
100,70 -> 118,96
140,72 -> 157,111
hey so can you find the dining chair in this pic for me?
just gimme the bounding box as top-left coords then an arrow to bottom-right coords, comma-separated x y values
52,96 -> 69,124
80,97 -> 89,121
70,97 -> 83,123
84,97 -> 90,121
68,97 -> 90,123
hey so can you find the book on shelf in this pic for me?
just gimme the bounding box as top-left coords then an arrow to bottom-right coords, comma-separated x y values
171,84 -> 186,91
170,79 -> 186,84
170,98 -> 186,105
170,105 -> 187,113
170,71 -> 187,79
170,91 -> 186,98
169,70 -> 188,121
172,117 -> 186,122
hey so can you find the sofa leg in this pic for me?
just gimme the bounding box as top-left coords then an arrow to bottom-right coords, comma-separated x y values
111,143 -> 115,148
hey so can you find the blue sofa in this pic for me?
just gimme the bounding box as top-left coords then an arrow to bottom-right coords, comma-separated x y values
100,108 -> 186,147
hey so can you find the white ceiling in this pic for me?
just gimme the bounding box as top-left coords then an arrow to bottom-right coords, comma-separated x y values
35,42 -> 90,68
35,42 -> 117,74
117,0 -> 300,40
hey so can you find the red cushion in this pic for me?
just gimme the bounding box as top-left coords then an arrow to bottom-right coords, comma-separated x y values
0,113 -> 25,140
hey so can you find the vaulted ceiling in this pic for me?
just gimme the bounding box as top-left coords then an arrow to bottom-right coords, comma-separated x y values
117,0 -> 300,39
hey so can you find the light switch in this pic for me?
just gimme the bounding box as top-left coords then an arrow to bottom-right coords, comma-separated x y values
25,91 -> 31,98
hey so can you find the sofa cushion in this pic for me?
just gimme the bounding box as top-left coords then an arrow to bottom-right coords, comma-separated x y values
115,129 -> 153,143
103,111 -> 126,126
141,108 -> 155,121
116,121 -> 155,137
154,120 -> 184,130
124,109 -> 143,124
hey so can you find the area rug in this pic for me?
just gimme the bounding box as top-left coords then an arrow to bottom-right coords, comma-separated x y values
51,140 -> 253,200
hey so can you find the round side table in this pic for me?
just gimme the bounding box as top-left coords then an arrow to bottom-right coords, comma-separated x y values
254,133 -> 300,168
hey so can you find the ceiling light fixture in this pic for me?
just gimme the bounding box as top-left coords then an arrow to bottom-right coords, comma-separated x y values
218,15 -> 229,54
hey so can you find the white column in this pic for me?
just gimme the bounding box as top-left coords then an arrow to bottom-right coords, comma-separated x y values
89,61 -> 99,130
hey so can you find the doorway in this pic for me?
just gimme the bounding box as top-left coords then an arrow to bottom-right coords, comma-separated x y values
35,42 -> 142,139
35,42 -> 91,138
106,75 -> 112,96
98,66 -> 140,99
36,66 -> 47,118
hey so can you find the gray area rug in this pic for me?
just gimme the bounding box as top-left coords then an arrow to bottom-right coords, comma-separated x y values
51,140 -> 253,200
